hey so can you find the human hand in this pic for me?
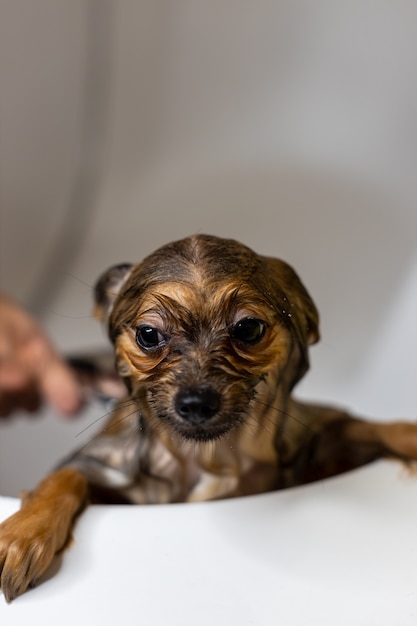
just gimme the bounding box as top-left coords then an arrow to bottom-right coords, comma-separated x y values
0,295 -> 82,417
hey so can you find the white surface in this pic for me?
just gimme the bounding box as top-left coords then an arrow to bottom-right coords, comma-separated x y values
1,461 -> 417,624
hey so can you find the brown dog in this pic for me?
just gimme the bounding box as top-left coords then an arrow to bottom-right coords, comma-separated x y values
0,234 -> 416,602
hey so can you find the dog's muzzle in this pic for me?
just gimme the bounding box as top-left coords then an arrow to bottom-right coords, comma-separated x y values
174,386 -> 221,425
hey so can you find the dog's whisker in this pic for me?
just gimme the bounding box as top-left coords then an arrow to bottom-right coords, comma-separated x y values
114,391 -> 147,407
63,272 -> 95,289
102,411 -> 139,435
72,434 -> 100,456
75,392 -> 147,438
75,406 -> 144,457
75,406 -> 120,438
253,398 -> 314,433
49,312 -> 96,320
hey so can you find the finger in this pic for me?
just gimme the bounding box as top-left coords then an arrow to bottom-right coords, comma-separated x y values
38,356 -> 83,415
0,364 -> 30,390
15,331 -> 84,416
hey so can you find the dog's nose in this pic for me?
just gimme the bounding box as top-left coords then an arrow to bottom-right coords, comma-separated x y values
174,387 -> 221,424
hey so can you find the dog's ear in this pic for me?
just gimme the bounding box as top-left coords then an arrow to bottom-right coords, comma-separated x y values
262,257 -> 320,346
94,263 -> 134,323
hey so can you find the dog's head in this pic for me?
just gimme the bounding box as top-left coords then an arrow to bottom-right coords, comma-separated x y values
94,235 -> 319,442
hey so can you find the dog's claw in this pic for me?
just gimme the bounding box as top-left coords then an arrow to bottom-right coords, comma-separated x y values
0,511 -> 56,603
1,572 -> 19,604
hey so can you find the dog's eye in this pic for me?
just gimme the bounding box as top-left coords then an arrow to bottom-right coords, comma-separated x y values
136,326 -> 166,350
232,318 -> 266,344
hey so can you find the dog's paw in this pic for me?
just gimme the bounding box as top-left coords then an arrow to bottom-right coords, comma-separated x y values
0,510 -> 57,603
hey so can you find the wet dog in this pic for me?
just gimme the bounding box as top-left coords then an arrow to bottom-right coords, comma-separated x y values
0,234 -> 416,602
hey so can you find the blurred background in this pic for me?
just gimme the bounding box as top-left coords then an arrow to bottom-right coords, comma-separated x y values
0,0 -> 416,496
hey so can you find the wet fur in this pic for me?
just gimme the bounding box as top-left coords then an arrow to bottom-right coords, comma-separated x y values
1,234 -> 416,602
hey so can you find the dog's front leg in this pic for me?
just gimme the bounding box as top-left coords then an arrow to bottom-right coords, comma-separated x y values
0,467 -> 87,603
283,401 -> 417,485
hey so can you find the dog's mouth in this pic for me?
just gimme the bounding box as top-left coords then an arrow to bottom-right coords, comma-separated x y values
172,419 -> 241,443
145,384 -> 252,443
